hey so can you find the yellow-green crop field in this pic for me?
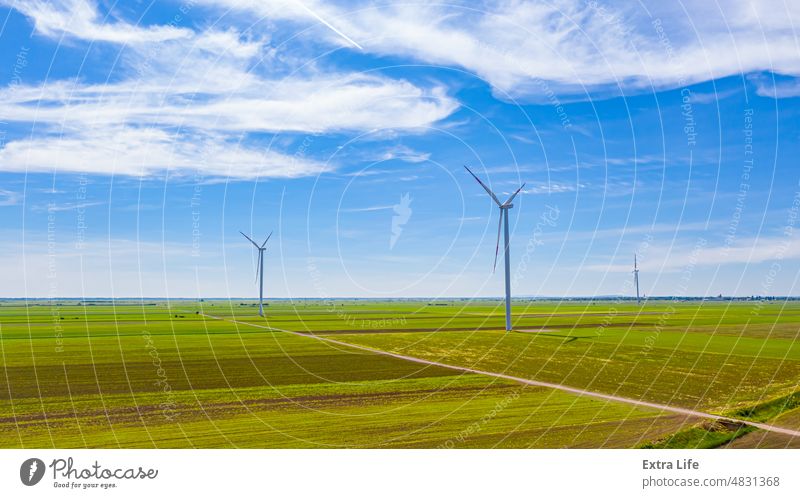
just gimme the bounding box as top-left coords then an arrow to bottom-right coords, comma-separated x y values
1,299 -> 799,448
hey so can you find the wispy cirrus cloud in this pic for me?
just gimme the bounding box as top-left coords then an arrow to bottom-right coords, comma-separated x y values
378,144 -> 431,163
31,200 -> 105,212
586,234 -> 800,273
0,189 -> 21,206
748,73 -> 800,99
0,75 -> 457,134
203,0 -> 800,100
340,204 -> 394,213
0,127 -> 330,179
0,0 -> 458,179
1,0 -> 192,44
519,182 -> 585,195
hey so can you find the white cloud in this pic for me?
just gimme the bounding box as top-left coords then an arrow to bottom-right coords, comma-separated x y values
0,127 -> 329,179
587,234 -> 800,273
377,145 -> 430,163
0,75 -> 456,133
0,1 -> 459,178
31,201 -> 105,212
688,88 -> 742,104
340,204 -> 394,213
4,0 -> 191,44
748,73 -> 800,99
191,29 -> 264,59
563,221 -> 714,242
0,189 -> 21,206
206,0 -> 800,99
521,182 -> 584,195
0,72 -> 455,177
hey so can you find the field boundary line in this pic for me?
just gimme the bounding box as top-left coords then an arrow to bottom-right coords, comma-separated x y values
200,313 -> 800,439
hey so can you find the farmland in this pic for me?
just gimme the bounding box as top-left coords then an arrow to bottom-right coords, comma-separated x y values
1,299 -> 799,448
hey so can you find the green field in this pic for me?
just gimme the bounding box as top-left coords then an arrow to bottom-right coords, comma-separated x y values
1,299 -> 799,448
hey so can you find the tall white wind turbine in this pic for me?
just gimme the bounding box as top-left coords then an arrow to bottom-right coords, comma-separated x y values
465,166 -> 525,332
241,231 -> 272,317
633,253 -> 641,304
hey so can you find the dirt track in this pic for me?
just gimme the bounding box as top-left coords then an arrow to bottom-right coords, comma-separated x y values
202,313 -> 800,439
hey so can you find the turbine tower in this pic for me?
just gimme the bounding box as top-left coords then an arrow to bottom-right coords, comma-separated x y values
464,166 -> 525,332
241,231 -> 272,317
633,253 -> 641,304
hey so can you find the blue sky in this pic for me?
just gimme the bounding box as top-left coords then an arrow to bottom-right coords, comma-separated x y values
0,0 -> 799,298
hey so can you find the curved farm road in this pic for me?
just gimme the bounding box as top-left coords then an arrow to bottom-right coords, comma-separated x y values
201,313 -> 800,439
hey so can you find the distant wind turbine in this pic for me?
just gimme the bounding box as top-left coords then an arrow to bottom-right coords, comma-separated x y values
241,231 -> 272,317
464,165 -> 525,332
633,253 -> 641,304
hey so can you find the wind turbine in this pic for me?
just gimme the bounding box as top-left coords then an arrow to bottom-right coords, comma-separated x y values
240,231 -> 272,317
633,253 -> 641,304
464,166 -> 525,332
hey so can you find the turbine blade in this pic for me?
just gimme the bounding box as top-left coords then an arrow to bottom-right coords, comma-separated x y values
261,231 -> 273,248
240,231 -> 260,248
464,165 -> 502,206
493,212 -> 502,273
255,251 -> 261,283
503,183 -> 526,206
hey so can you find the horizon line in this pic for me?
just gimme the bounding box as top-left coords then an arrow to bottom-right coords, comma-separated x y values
3,296 -> 799,301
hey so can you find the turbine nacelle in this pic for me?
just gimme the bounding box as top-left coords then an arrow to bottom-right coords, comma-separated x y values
240,231 -> 272,250
464,165 -> 525,209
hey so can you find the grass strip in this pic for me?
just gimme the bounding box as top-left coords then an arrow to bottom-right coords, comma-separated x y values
641,420 -> 755,449
727,391 -> 800,422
